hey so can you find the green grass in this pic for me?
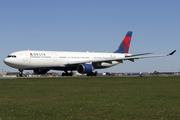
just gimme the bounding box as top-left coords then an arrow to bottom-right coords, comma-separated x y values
0,76 -> 180,120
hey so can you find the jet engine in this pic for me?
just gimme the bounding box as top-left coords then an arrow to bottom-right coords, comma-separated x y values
77,63 -> 93,74
33,69 -> 50,74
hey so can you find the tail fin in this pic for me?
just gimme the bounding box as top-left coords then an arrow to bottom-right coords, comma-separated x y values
114,31 -> 133,53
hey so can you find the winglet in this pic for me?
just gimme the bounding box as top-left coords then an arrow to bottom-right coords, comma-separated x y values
169,50 -> 176,55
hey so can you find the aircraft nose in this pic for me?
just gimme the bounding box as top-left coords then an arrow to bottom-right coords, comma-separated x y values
3,58 -> 17,68
4,58 -> 7,63
3,58 -> 9,65
3,58 -> 14,66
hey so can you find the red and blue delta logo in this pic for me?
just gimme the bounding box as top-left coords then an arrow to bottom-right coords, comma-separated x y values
30,53 -> 46,56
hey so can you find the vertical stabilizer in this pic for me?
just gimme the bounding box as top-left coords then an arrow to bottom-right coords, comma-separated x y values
114,31 -> 133,53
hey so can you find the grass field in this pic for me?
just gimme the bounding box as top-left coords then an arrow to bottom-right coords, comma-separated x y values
0,76 -> 180,120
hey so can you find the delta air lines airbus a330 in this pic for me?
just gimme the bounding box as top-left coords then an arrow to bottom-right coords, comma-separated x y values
4,31 -> 176,76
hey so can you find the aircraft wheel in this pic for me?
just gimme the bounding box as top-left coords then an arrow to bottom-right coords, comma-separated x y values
94,71 -> 98,76
62,73 -> 65,76
18,69 -> 24,77
87,72 -> 97,76
69,72 -> 73,76
62,72 -> 73,76
91,72 -> 94,76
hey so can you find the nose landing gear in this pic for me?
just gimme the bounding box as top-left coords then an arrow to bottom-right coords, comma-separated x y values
18,69 -> 24,77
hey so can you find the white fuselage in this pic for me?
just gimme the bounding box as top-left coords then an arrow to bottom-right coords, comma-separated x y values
4,50 -> 127,71
4,31 -> 175,76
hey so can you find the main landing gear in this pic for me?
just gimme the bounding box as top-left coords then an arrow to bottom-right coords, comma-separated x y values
87,71 -> 98,76
62,71 -> 73,76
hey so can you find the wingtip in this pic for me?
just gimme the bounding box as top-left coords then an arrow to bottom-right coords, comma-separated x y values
169,50 -> 176,55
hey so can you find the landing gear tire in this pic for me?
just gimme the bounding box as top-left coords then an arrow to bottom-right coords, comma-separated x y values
62,71 -> 73,76
18,69 -> 24,77
87,71 -> 98,76
94,71 -> 98,76
69,72 -> 73,76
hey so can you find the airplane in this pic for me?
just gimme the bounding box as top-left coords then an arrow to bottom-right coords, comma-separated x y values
3,31 -> 176,76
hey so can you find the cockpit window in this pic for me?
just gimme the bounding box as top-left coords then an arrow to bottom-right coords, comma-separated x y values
7,55 -> 16,58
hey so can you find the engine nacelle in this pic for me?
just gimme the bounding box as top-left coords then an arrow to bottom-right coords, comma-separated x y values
77,64 -> 93,74
33,69 -> 49,74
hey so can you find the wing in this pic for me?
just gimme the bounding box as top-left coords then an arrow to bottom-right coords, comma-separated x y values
64,50 -> 176,66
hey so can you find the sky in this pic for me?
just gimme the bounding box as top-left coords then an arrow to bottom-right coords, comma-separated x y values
0,0 -> 179,73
